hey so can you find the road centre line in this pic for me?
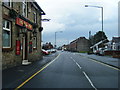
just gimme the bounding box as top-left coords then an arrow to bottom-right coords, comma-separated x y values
71,57 -> 82,69
71,57 -> 76,62
71,56 -> 97,89
76,62 -> 82,69
83,71 -> 97,90
15,54 -> 61,90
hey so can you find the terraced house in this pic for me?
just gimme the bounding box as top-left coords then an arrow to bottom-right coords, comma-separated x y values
2,0 -> 45,70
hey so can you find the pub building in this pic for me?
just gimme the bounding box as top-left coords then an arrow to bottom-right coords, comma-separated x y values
2,0 -> 45,70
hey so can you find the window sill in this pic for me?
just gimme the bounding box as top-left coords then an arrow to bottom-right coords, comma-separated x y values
2,48 -> 13,52
33,48 -> 37,50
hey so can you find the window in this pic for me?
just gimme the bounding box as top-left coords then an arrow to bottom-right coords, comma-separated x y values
3,0 -> 12,7
2,20 -> 11,48
33,37 -> 37,49
33,12 -> 37,23
22,0 -> 27,17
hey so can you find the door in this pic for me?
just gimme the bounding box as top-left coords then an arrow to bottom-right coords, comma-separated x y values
22,34 -> 28,60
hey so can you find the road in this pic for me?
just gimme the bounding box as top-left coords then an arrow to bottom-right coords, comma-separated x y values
16,51 -> 119,89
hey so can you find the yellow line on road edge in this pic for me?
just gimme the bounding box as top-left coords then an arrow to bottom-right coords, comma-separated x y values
87,57 -> 120,71
80,55 -> 120,71
15,54 -> 60,90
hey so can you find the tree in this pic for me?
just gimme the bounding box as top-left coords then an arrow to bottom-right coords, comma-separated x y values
90,31 -> 109,46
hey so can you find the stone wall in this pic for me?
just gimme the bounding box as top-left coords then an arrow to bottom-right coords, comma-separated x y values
2,2 -> 43,70
0,1 -> 2,89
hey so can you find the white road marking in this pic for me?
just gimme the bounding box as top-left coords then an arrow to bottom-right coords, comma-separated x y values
70,56 -> 97,90
76,62 -> 82,69
83,71 -> 97,90
71,57 -> 97,90
71,57 -> 82,69
71,57 -> 76,62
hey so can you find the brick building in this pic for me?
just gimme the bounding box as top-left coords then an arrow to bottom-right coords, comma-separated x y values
69,37 -> 90,52
2,1 -> 45,70
69,40 -> 77,52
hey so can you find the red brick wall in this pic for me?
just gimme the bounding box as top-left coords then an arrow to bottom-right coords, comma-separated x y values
104,50 -> 120,58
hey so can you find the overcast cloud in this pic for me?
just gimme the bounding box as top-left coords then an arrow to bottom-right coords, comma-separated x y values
36,0 -> 119,46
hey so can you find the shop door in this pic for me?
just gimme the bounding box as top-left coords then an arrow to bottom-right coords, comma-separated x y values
22,34 -> 28,60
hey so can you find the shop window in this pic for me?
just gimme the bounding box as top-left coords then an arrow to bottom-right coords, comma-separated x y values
3,0 -> 12,7
33,37 -> 37,49
2,20 -> 11,48
33,12 -> 37,23
22,0 -> 27,17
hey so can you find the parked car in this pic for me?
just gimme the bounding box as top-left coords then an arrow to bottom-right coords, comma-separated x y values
46,49 -> 52,54
42,49 -> 49,55
50,49 -> 57,53
94,48 -> 107,56
46,49 -> 57,53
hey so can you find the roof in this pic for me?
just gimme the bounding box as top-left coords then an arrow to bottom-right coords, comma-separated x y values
70,37 -> 89,44
90,39 -> 107,49
33,2 -> 46,15
112,37 -> 120,43
30,0 -> 45,15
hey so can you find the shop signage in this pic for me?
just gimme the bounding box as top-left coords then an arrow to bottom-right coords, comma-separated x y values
16,17 -> 33,30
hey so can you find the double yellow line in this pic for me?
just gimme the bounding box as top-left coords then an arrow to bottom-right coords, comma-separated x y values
15,54 -> 60,90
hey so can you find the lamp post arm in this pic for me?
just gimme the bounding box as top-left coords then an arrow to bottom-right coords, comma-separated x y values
85,5 -> 102,8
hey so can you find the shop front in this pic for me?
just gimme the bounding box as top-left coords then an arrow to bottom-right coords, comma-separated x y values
15,17 -> 35,65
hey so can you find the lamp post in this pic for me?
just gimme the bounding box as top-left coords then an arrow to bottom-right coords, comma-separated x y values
85,5 -> 103,36
85,5 -> 104,49
55,31 -> 63,48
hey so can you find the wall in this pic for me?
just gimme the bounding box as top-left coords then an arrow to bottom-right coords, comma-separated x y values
77,38 -> 90,52
2,2 -> 43,70
0,1 -> 2,89
104,50 -> 120,58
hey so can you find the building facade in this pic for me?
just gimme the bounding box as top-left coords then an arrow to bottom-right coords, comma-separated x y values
104,37 -> 120,58
105,37 -> 120,51
68,37 -> 90,52
76,37 -> 90,52
2,1 -> 45,70
69,40 -> 77,52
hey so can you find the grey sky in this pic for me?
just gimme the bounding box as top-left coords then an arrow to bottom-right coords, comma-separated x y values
36,0 -> 119,46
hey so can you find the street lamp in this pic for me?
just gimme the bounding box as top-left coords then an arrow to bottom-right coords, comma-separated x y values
41,18 -> 51,22
55,31 -> 63,48
85,5 -> 104,50
85,5 -> 104,40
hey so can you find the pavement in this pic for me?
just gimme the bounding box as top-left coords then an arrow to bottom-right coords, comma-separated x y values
79,53 -> 120,69
2,52 -> 59,89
